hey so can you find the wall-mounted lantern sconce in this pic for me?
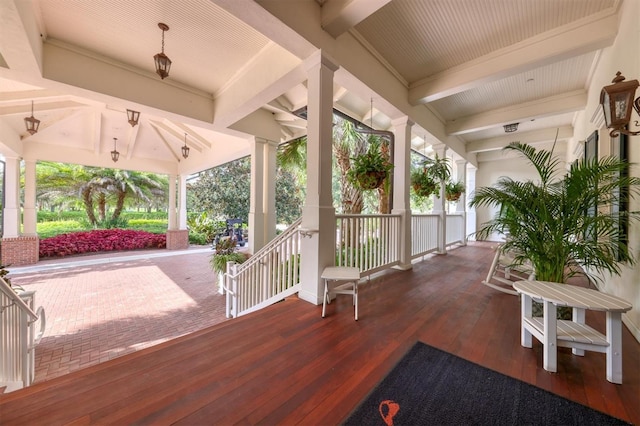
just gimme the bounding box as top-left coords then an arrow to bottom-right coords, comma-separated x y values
600,71 -> 640,137
111,138 -> 120,162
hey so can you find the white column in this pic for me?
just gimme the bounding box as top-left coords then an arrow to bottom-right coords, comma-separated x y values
466,165 -> 477,241
431,144 -> 447,254
455,159 -> 467,245
249,137 -> 266,253
2,157 -> 21,238
178,174 -> 188,230
265,139 -> 278,243
299,51 -> 338,305
168,174 -> 177,230
23,160 -> 37,236
391,116 -> 413,270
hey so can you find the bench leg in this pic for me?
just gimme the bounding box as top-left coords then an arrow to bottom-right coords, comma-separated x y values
322,280 -> 328,318
542,301 -> 557,373
572,307 -> 585,356
521,294 -> 532,348
606,311 -> 623,384
354,282 -> 358,321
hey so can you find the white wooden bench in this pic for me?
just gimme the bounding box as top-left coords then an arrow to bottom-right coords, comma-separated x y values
513,280 -> 632,384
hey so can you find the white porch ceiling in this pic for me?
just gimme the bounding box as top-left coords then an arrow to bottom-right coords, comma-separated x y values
0,0 -> 621,174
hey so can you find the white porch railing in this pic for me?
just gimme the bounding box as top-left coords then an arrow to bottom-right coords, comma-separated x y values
225,218 -> 302,318
335,214 -> 401,275
411,214 -> 440,258
225,211 -> 466,318
446,213 -> 465,246
0,278 -> 46,393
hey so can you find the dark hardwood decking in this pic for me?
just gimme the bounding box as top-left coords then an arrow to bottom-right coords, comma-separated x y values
1,242 -> 638,425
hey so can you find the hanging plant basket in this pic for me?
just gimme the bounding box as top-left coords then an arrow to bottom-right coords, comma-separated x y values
411,169 -> 437,198
357,170 -> 388,190
348,140 -> 393,191
445,181 -> 465,202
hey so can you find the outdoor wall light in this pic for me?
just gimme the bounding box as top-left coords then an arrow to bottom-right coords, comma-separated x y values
24,101 -> 40,135
154,23 -> 171,79
600,71 -> 640,137
503,123 -> 519,133
126,109 -> 140,127
182,133 -> 190,159
111,138 -> 120,162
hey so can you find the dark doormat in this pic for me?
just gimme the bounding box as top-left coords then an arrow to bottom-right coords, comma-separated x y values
344,341 -> 630,426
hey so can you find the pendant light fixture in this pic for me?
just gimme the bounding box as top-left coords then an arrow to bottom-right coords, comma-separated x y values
154,23 -> 171,79
182,133 -> 190,159
24,101 -> 40,135
126,109 -> 140,127
111,138 -> 120,162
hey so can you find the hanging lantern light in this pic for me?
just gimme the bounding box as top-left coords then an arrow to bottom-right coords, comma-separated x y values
126,109 -> 140,127
154,23 -> 171,79
24,101 -> 40,135
182,133 -> 190,159
111,138 -> 120,162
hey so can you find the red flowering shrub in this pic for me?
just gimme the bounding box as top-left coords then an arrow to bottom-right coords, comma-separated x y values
39,229 -> 166,258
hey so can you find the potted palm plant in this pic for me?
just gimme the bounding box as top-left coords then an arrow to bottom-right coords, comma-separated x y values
348,140 -> 393,191
411,154 -> 451,198
470,142 -> 640,286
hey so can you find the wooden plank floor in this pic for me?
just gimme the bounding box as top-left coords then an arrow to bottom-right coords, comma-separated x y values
1,242 -> 638,425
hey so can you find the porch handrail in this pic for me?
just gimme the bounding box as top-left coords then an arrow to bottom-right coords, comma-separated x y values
225,218 -> 302,318
1,277 -> 46,392
335,214 -> 401,275
411,214 -> 440,258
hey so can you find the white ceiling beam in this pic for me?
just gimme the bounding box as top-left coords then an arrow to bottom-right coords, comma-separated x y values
151,120 -> 203,154
125,121 -> 141,160
408,8 -> 619,105
321,0 -> 392,39
0,99 -> 86,116
446,90 -> 586,136
42,41 -> 215,123
149,122 -> 181,163
21,107 -> 83,141
172,123 -> 212,149
466,125 -> 574,153
0,0 -> 42,75
0,89 -> 62,103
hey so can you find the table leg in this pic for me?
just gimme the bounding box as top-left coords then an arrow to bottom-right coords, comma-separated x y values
606,311 -> 623,384
543,301 -> 557,373
521,294 -> 532,348
572,307 -> 585,356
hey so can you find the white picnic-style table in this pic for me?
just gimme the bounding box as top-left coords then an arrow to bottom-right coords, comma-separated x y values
513,280 -> 632,384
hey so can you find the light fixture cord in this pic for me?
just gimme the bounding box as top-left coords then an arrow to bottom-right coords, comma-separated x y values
161,29 -> 165,54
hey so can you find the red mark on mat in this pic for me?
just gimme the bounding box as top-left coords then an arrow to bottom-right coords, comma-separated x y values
378,400 -> 400,426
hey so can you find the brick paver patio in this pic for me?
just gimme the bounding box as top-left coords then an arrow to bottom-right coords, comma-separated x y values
9,247 -> 229,383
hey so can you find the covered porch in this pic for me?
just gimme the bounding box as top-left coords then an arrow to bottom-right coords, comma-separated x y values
0,242 -> 638,424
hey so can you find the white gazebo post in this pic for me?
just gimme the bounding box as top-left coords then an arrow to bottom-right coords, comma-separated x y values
391,116 -> 413,270
298,51 -> 338,305
264,140 -> 277,244
455,159 -> 468,245
1,156 -> 38,265
23,160 -> 37,236
431,143 -> 448,254
167,174 -> 177,230
166,174 -> 189,250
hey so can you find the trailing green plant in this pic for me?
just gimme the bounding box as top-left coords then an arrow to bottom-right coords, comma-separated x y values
470,142 -> 640,284
347,140 -> 393,191
445,181 -> 465,202
210,237 -> 247,274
